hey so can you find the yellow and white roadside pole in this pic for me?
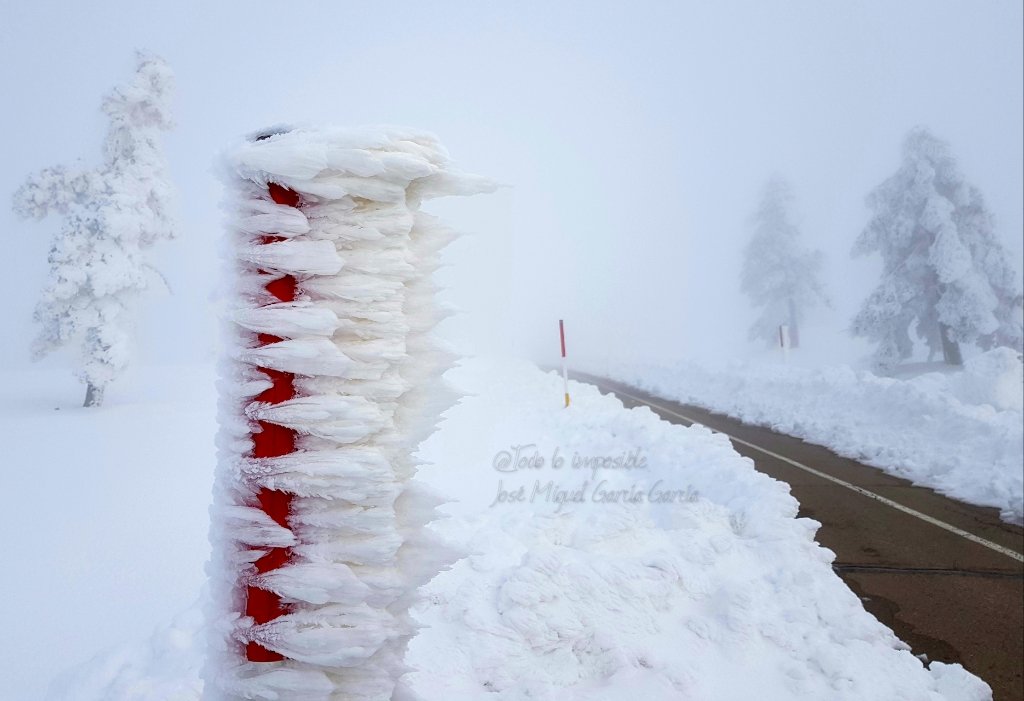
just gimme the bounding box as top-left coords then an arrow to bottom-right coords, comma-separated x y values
559,319 -> 571,407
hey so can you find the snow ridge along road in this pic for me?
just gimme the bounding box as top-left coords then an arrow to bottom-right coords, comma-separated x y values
576,372 -> 1024,701
599,383 -> 1022,564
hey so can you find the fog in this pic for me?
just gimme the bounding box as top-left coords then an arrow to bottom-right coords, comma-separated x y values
2,0 -> 1021,376
1,5 -> 1022,699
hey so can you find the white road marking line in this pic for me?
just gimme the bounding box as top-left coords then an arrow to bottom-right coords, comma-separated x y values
590,380 -> 1024,565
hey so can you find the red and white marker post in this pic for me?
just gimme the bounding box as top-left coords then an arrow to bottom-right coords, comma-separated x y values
244,182 -> 301,663
778,323 -> 790,362
559,319 -> 570,408
207,127 -> 493,698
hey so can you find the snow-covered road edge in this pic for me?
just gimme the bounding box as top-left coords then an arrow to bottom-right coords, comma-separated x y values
595,349 -> 1023,524
410,359 -> 990,700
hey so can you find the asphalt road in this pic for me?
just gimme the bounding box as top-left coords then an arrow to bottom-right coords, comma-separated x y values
577,373 -> 1024,701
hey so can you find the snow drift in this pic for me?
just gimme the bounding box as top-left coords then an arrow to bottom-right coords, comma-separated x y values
601,348 -> 1024,523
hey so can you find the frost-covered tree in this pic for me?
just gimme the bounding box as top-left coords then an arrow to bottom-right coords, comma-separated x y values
12,53 -> 176,407
851,128 -> 1023,370
741,176 -> 828,348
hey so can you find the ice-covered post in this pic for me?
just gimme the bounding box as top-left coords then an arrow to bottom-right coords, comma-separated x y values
205,127 -> 492,699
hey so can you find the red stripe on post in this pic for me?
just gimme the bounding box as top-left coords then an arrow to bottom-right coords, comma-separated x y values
256,488 -> 293,528
252,421 -> 296,458
246,585 -> 288,624
265,274 -> 297,302
254,547 -> 290,573
254,367 -> 295,405
246,641 -> 283,663
244,184 -> 303,663
268,182 -> 301,207
559,319 -> 566,358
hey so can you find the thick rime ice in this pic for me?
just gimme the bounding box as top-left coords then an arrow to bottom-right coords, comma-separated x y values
11,52 -> 176,405
240,240 -> 344,276
233,302 -> 341,337
205,126 -> 493,700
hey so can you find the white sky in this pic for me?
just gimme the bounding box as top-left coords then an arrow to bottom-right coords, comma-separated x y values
1,1 -> 1021,373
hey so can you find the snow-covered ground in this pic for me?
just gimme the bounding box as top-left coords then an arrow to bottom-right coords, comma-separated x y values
21,357 -> 992,700
0,363 -> 216,701
405,359 -> 989,700
599,348 -> 1024,524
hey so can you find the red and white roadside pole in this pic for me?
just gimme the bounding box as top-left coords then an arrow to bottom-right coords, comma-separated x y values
778,323 -> 790,362
244,182 -> 301,663
206,127 -> 493,700
559,319 -> 570,408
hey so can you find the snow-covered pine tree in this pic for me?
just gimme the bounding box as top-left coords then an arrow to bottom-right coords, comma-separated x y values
851,127 -> 1023,370
12,52 -> 176,407
741,175 -> 828,349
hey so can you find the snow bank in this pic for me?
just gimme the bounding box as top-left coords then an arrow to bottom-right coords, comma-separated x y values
43,358 -> 991,700
405,358 -> 990,700
601,348 -> 1024,524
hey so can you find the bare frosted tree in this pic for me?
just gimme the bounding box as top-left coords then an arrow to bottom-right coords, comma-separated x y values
741,175 -> 828,349
851,128 -> 1023,371
12,52 -> 176,406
